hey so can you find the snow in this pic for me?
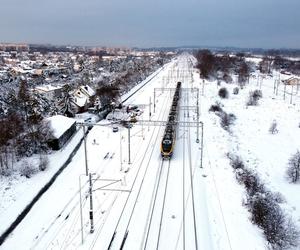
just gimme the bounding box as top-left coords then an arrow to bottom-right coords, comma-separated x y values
0,128 -> 83,237
47,115 -> 76,138
35,84 -> 62,93
80,85 -> 95,97
1,54 -> 300,250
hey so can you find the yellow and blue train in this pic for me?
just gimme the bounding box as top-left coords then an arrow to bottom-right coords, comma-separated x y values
161,82 -> 181,159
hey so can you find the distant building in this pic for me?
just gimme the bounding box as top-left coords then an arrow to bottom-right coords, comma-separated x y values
0,43 -> 29,52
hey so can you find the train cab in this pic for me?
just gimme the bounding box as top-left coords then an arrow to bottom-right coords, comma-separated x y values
161,135 -> 174,158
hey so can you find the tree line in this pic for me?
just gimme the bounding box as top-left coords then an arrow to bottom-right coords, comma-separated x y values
194,50 -> 253,86
0,79 -> 52,176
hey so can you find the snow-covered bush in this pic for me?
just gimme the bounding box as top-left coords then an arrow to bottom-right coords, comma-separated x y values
219,112 -> 236,131
246,89 -> 263,106
227,153 -> 244,170
227,153 -> 300,249
286,150 -> 300,183
236,168 -> 265,197
233,87 -> 239,95
253,89 -> 263,99
272,191 -> 286,204
20,160 -> 36,178
269,120 -> 279,134
209,102 -> 223,113
249,193 -> 299,249
39,155 -> 49,171
218,87 -> 229,98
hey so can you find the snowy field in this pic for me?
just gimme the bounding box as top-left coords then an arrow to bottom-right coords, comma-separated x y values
1,54 -> 300,249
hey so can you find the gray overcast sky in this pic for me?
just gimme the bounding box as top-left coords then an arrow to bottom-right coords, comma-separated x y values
1,0 -> 299,49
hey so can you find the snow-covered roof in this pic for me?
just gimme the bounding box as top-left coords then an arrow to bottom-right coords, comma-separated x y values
47,115 -> 76,138
80,85 -> 95,97
35,85 -> 62,93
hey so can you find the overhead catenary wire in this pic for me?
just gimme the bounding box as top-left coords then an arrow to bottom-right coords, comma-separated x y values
142,160 -> 166,250
118,95 -> 171,250
187,89 -> 199,250
156,159 -> 171,249
107,91 -> 171,250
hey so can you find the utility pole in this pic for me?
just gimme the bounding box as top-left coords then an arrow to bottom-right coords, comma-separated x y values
149,97 -> 151,131
89,173 -> 94,233
153,89 -> 156,113
290,85 -> 294,104
200,123 -> 204,169
276,73 -> 280,96
141,112 -> 144,140
79,175 -> 85,244
120,131 -> 123,171
128,126 -> 131,164
196,105 -> 199,143
83,125 -> 89,176
149,96 -> 151,118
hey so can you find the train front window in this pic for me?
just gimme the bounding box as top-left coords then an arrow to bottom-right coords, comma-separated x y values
162,139 -> 172,151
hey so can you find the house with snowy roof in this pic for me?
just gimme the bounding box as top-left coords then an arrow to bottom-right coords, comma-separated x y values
46,115 -> 76,150
35,84 -> 63,99
79,85 -> 95,97
70,85 -> 95,113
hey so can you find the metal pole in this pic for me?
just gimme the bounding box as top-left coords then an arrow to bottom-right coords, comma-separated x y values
200,123 -> 204,168
290,85 -> 294,104
153,89 -> 156,113
276,74 -> 280,96
196,106 -> 199,143
83,125 -> 88,176
128,127 -> 131,164
149,97 -> 151,131
89,173 -> 94,233
149,96 -> 151,118
141,112 -> 144,140
120,131 -> 123,171
196,88 -> 200,143
79,176 -> 84,244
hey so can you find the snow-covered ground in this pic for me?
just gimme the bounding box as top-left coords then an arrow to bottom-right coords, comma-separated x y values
0,127 -> 83,237
1,54 -> 300,250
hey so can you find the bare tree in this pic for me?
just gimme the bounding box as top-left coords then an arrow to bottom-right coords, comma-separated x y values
238,61 -> 250,87
17,79 -> 32,123
195,49 -> 215,79
269,120 -> 279,134
286,150 -> 300,183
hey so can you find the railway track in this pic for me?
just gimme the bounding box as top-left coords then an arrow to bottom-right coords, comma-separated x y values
142,159 -> 171,250
105,88 -> 172,250
30,65 -> 174,249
